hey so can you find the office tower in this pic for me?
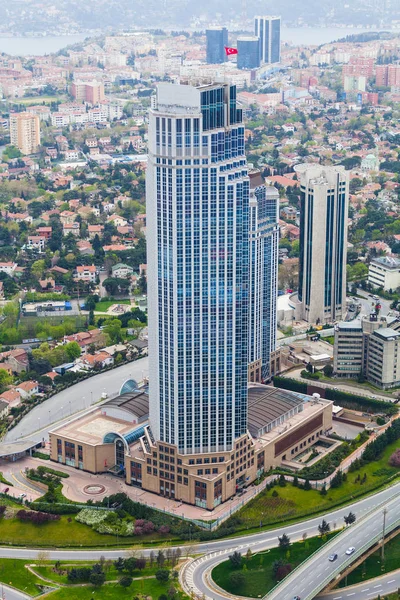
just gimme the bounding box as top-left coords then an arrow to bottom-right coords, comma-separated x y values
237,36 -> 260,70
295,164 -> 349,325
9,112 -> 41,155
254,16 -> 281,64
248,171 -> 279,383
206,27 -> 228,64
147,82 -> 249,455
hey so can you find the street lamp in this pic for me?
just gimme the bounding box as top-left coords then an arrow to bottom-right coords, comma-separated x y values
381,507 -> 388,562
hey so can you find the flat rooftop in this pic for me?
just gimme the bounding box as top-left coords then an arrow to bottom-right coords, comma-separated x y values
50,410 -> 137,445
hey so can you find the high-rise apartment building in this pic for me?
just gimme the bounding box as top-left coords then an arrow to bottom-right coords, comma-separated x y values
376,64 -> 400,87
248,171 -> 279,383
295,164 -> 349,325
147,82 -> 249,455
254,16 -> 281,64
9,112 -> 41,155
206,27 -> 228,64
237,36 -> 260,70
71,81 -> 105,104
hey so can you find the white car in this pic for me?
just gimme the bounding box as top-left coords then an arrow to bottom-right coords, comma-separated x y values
346,547 -> 355,555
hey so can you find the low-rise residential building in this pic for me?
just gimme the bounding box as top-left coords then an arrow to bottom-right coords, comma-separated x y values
368,256 -> 400,292
81,351 -> 114,369
0,262 -> 17,275
0,389 -> 21,408
14,380 -> 39,399
0,399 -> 9,419
26,236 -> 46,252
111,263 -> 134,278
74,265 -> 97,283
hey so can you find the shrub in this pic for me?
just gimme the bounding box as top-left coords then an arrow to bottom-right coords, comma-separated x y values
156,569 -> 170,582
0,506 -> 6,517
229,571 -> 246,587
389,448 -> 400,467
16,509 -> 60,524
76,509 -> 108,526
119,575 -> 133,588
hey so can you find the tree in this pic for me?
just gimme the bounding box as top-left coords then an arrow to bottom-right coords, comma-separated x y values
119,575 -> 133,588
124,557 -> 137,574
323,364 -> 333,377
344,512 -> 356,526
64,341 -> 81,361
31,259 -> 46,279
103,318 -> 122,343
0,368 -> 12,389
278,534 -> 290,550
89,572 -> 105,586
114,557 -> 125,572
156,569 -> 170,583
318,519 -> 331,536
229,571 -> 246,587
229,551 -> 242,568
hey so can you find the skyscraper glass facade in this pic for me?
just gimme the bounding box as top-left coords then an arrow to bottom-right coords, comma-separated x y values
206,27 -> 228,64
237,37 -> 260,70
147,83 -> 249,455
254,16 -> 281,64
296,165 -> 349,324
248,177 -> 279,381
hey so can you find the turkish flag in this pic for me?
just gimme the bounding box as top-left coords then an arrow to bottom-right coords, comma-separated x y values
225,46 -> 238,56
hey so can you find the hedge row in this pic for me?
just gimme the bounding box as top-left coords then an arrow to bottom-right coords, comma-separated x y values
273,376 -> 398,416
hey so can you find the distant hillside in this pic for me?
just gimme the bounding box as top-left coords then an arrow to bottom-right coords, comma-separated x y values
1,0 -> 400,34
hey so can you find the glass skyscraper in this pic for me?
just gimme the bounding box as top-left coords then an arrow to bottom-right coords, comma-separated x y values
237,36 -> 260,70
248,172 -> 279,381
295,164 -> 349,325
254,16 -> 281,64
206,27 -> 228,64
147,82 -> 249,455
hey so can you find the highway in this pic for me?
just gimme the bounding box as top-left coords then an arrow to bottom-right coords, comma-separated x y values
4,357 -> 149,444
179,482 -> 400,600
319,569 -> 400,600
264,493 -> 399,600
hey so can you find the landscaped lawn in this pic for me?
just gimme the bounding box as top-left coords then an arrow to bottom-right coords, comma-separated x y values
212,533 -> 335,598
338,530 -> 400,588
0,559 -> 183,599
46,578 -> 178,599
95,299 -> 131,312
0,559 -> 47,595
0,513 -> 168,548
33,562 -> 160,584
225,438 -> 400,533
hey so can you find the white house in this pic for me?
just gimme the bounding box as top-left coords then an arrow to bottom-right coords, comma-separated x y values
15,380 -> 39,399
111,263 -> 134,278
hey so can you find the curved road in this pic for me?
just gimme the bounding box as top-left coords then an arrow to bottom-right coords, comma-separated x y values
181,482 -> 400,600
4,357 -> 149,444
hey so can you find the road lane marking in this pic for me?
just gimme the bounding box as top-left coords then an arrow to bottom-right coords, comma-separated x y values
346,594 -> 355,597
387,580 -> 396,584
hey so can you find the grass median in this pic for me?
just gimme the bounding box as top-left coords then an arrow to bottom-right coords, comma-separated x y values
212,532 -> 336,598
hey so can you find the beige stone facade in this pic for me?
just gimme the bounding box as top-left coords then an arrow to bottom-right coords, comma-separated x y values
50,391 -> 332,510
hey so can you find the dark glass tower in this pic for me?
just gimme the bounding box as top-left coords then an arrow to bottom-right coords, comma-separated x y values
237,36 -> 260,70
206,27 -> 228,64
